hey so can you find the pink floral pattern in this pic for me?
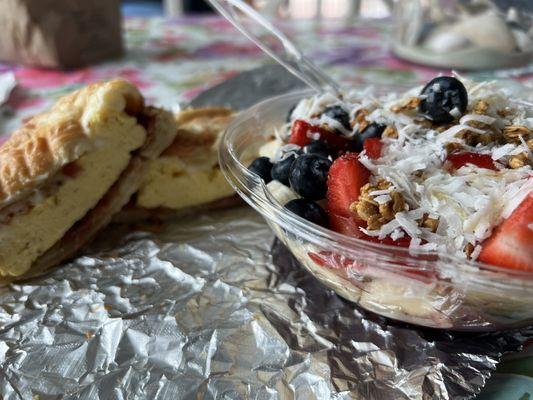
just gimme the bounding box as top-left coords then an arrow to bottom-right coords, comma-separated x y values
1,16 -> 529,129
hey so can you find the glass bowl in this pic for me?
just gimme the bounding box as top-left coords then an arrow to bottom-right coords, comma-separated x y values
219,87 -> 533,331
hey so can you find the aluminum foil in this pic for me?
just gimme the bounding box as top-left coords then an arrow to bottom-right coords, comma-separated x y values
0,207 -> 531,400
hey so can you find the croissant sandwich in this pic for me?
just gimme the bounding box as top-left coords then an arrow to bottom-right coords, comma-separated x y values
117,107 -> 242,221
0,79 -> 176,281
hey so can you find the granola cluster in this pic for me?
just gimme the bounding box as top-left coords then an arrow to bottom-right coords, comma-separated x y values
350,180 -> 406,230
391,97 -> 420,113
503,125 -> 533,145
456,129 -> 496,147
473,100 -> 489,115
420,214 -> 439,232
353,108 -> 370,132
382,126 -> 398,138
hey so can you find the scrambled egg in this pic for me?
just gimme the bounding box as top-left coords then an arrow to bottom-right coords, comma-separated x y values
136,156 -> 234,210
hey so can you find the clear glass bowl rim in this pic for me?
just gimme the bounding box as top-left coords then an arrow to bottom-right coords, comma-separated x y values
219,86 -> 533,292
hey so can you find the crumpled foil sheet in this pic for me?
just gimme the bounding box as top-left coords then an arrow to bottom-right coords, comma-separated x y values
0,207 -> 532,400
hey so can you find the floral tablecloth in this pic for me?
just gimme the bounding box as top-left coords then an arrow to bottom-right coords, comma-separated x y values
0,16 -> 531,400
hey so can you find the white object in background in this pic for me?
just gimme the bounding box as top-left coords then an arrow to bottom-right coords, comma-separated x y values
393,0 -> 533,71
513,29 -> 533,53
0,72 -> 16,107
445,10 -> 518,53
164,0 -> 184,17
253,0 -> 284,17
424,30 -> 471,54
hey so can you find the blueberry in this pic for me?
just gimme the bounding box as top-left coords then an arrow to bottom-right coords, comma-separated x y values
418,76 -> 468,124
289,154 -> 332,200
323,105 -> 351,131
354,123 -> 386,152
304,140 -> 332,159
248,157 -> 273,183
271,153 -> 298,186
284,198 -> 328,227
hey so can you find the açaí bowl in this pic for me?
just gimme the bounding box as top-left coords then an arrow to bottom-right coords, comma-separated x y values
219,87 -> 533,331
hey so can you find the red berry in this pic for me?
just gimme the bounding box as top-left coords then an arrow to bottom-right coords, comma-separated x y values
289,119 -> 354,151
446,152 -> 498,171
478,193 -> 533,271
363,138 -> 383,160
326,153 -> 370,232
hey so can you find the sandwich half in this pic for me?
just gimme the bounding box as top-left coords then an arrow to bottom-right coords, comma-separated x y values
0,79 -> 176,281
123,107 -> 241,220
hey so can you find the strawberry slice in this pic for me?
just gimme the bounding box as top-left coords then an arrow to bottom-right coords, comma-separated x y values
446,152 -> 498,171
365,235 -> 412,247
328,213 -> 363,237
363,138 -> 383,160
308,251 -> 351,270
478,194 -> 533,271
321,152 -> 437,282
308,236 -> 435,284
326,153 -> 370,236
289,119 -> 354,151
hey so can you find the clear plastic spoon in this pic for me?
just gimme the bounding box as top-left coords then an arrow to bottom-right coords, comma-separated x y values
207,0 -> 343,98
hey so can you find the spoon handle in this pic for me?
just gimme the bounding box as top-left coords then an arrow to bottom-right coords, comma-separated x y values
207,0 -> 342,97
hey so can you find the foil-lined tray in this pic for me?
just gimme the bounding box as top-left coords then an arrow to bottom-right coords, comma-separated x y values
0,208 -> 531,399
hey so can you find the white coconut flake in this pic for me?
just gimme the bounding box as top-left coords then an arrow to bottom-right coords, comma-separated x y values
369,188 -> 395,196
528,223 -> 533,231
307,131 -> 321,141
491,143 -> 518,160
419,242 -> 439,251
409,238 -> 422,252
460,114 -> 496,125
376,219 -> 402,239
319,114 -> 352,136
359,227 -> 380,237
358,154 -> 375,171
395,212 -> 421,238
518,134 -> 533,159
449,107 -> 462,119
501,177 -> 533,218
282,143 -> 301,152
470,245 -> 482,261
390,229 -> 405,241
374,194 -> 392,204
407,208 -> 426,220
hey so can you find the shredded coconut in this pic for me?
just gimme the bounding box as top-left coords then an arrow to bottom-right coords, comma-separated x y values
492,144 -> 518,160
373,194 -> 392,204
460,114 -> 496,125
283,78 -> 533,259
470,245 -> 482,261
369,188 -> 394,196
450,107 -> 462,119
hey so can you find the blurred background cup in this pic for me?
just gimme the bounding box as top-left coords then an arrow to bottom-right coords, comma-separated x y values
392,0 -> 533,70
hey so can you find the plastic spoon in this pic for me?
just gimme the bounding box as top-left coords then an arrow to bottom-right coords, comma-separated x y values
207,0 -> 342,98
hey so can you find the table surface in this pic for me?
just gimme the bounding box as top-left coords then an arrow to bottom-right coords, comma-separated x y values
0,16 -> 531,400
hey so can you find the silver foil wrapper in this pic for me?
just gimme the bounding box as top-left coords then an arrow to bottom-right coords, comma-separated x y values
0,208 -> 531,399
